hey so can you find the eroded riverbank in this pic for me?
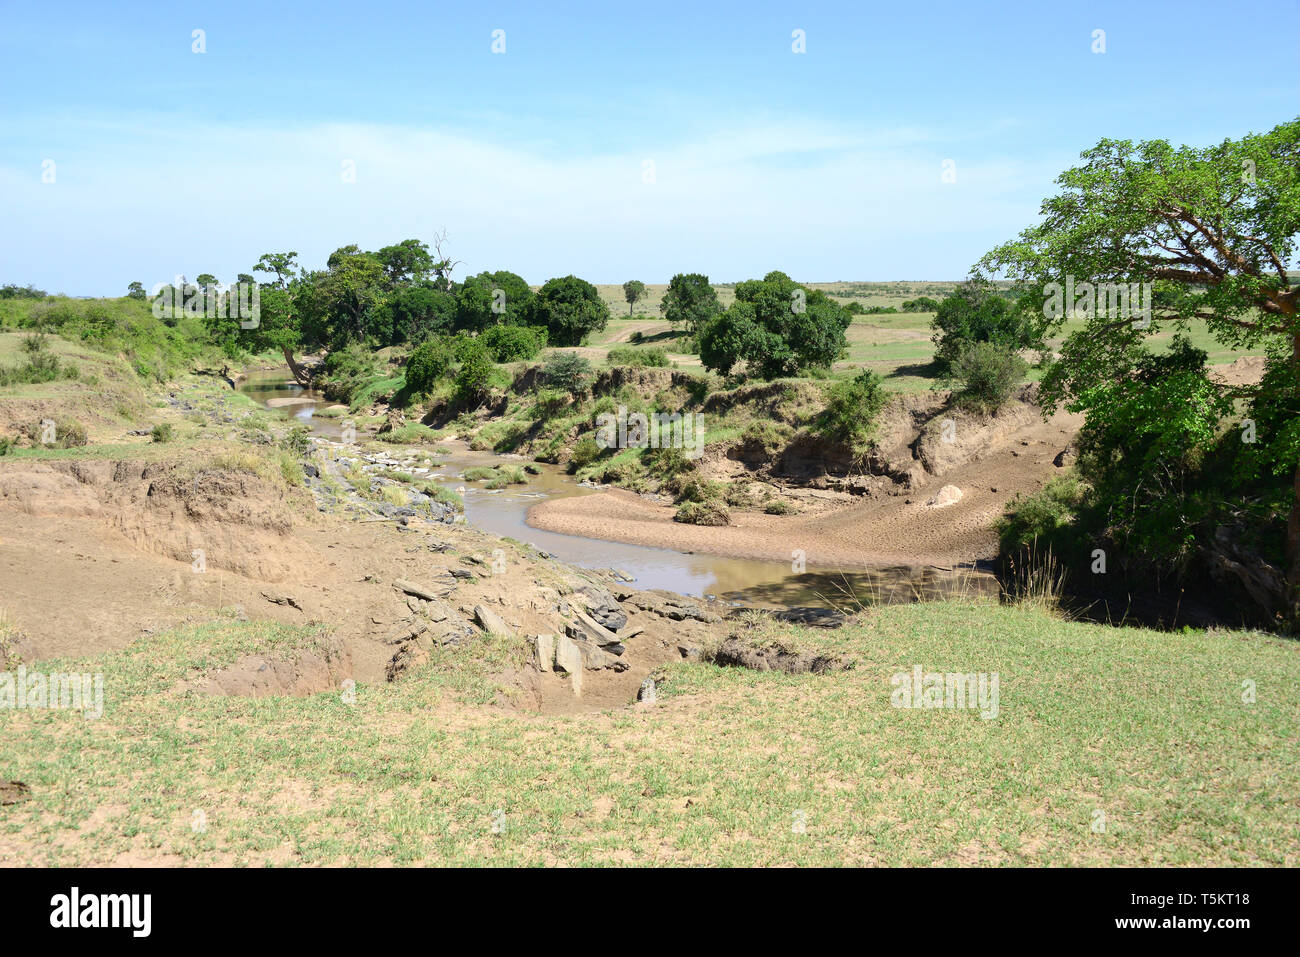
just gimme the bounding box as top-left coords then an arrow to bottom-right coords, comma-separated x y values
240,369 -> 1000,607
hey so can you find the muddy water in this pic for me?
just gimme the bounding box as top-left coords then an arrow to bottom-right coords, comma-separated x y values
240,370 -> 995,608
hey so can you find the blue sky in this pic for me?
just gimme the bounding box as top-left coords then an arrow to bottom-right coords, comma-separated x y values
1,0 -> 1297,294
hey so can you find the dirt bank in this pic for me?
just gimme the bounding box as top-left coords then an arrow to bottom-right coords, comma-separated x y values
528,397 -> 1084,568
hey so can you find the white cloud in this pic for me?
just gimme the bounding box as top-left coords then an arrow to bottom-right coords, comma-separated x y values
0,115 -> 1060,292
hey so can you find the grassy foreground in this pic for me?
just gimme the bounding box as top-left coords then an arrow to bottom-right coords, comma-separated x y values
2,602 -> 1296,866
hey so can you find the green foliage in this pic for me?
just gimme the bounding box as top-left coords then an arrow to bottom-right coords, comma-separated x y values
622,279 -> 647,315
1071,339 -> 1232,569
457,270 -> 534,331
567,435 -> 602,472
150,422 -> 174,443
453,340 -> 496,409
996,475 -> 1089,558
901,296 -> 940,312
660,273 -> 721,334
0,349 -> 76,386
943,341 -> 1028,414
281,425 -> 312,456
814,369 -> 888,448
930,279 -> 1043,370
531,388 -> 570,420
480,323 -> 546,362
606,345 -> 668,367
420,483 -> 464,511
319,344 -> 378,403
0,284 -> 47,299
34,419 -> 89,448
674,499 -> 730,526
404,336 -> 456,394
385,283 -> 457,344
975,119 -> 1300,613
527,275 -> 609,345
10,296 -> 201,382
544,351 -> 593,394
375,239 -> 434,284
698,271 -> 849,379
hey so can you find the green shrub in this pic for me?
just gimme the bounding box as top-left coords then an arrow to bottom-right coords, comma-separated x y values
674,499 -> 730,526
150,422 -> 174,443
320,345 -> 379,403
544,352 -> 593,394
532,388 -> 570,420
995,475 -> 1089,572
481,324 -> 546,362
930,279 -> 1043,370
405,337 -> 456,394
764,500 -> 790,515
606,345 -> 669,367
945,341 -> 1027,414
0,351 -> 75,386
421,483 -> 464,511
644,445 -> 695,482
32,419 -> 88,448
453,341 -> 496,409
815,369 -> 887,448
281,424 -> 312,456
567,436 -> 602,473
672,476 -> 724,503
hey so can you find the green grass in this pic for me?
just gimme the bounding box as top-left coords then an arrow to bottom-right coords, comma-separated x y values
2,602 -> 1295,865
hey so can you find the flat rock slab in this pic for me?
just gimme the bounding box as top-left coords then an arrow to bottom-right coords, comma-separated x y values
567,609 -> 622,648
474,604 -> 513,637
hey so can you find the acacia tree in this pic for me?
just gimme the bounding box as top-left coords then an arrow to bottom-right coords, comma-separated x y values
622,279 -> 647,316
251,251 -> 311,383
981,118 -> 1300,615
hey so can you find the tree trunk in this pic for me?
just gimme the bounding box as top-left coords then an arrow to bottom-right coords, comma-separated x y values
283,347 -> 310,386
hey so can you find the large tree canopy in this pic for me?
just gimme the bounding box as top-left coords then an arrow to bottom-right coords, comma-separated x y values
526,275 -> 609,346
699,270 -> 849,379
981,117 -> 1300,618
660,273 -> 720,334
456,270 -> 534,331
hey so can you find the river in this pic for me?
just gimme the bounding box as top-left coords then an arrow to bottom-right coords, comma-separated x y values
240,369 -> 995,609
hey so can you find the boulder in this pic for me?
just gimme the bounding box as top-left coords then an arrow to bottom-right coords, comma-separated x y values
552,634 -> 584,696
926,485 -> 963,508
532,633 -> 556,672
473,604 -> 513,637
566,609 -> 622,648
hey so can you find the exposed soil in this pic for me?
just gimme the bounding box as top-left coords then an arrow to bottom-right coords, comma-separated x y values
529,387 -> 1085,567
0,444 -> 733,714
